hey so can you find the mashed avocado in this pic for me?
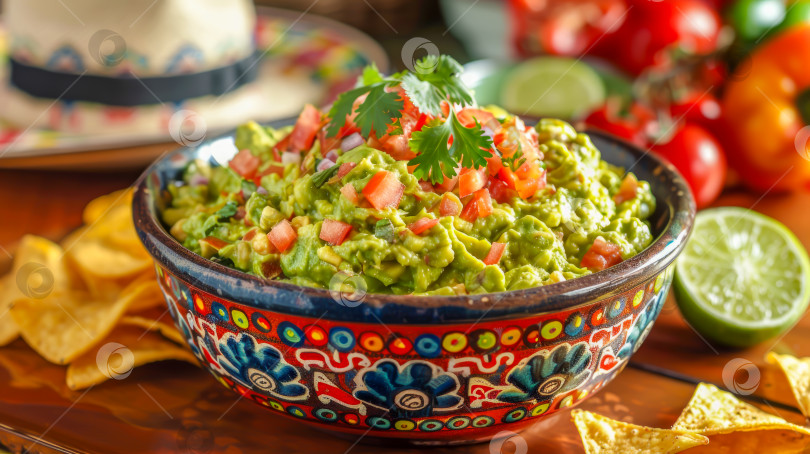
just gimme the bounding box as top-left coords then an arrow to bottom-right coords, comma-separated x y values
162,117 -> 655,295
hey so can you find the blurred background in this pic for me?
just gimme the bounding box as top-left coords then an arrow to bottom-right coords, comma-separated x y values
1,0 -> 809,245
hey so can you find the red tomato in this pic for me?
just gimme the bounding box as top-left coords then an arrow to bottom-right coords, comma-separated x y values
459,168 -> 487,198
340,183 -> 359,205
200,236 -> 229,251
595,0 -> 721,75
439,194 -> 462,217
319,219 -> 353,246
669,93 -> 722,131
362,171 -> 405,210
497,167 -> 519,190
653,123 -> 727,209
408,217 -> 440,235
337,162 -> 357,179
433,172 -> 459,193
613,174 -> 639,205
456,108 -> 498,129
289,104 -> 322,152
581,237 -> 623,271
267,220 -> 297,252
229,149 -> 261,179
460,188 -> 493,222
483,242 -> 506,265
584,102 -> 654,148
515,171 -> 546,199
489,178 -> 518,203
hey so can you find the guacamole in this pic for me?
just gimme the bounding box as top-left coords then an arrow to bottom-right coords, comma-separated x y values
162,115 -> 655,295
162,56 -> 654,295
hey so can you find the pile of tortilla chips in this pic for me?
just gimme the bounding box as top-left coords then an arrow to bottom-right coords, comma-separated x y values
573,360 -> 810,454
0,189 -> 196,390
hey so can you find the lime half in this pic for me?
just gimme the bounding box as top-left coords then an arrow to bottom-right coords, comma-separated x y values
674,207 -> 810,348
500,57 -> 605,120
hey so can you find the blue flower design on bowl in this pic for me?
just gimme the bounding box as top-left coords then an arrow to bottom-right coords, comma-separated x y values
497,342 -> 592,403
353,359 -> 463,418
618,287 -> 667,359
216,332 -> 308,401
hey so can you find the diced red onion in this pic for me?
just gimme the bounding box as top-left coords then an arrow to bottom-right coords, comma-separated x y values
281,151 -> 301,165
325,149 -> 339,162
256,186 -> 268,195
189,174 -> 209,186
482,126 -> 495,140
317,158 -> 336,172
341,133 -> 364,151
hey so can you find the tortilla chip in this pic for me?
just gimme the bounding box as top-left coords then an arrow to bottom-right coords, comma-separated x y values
120,315 -> 185,345
766,352 -> 810,418
571,409 -> 708,454
68,239 -> 151,280
10,279 -> 156,365
0,235 -> 73,346
82,188 -> 133,226
0,276 -> 19,346
673,383 -> 810,453
66,324 -> 197,390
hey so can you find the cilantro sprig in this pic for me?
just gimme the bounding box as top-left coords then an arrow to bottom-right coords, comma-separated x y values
325,55 -> 494,184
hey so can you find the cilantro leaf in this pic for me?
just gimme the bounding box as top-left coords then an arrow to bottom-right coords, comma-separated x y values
311,164 -> 340,187
354,84 -> 403,139
408,118 -> 455,184
325,85 -> 371,137
408,112 -> 493,184
403,55 -> 474,113
215,201 -> 238,221
361,63 -> 385,86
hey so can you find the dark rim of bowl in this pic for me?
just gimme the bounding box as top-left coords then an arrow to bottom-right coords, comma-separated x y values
133,126 -> 696,324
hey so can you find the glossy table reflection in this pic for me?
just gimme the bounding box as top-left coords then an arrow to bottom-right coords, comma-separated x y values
0,163 -> 808,453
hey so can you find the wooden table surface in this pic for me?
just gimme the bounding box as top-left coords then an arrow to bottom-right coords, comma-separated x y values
0,157 -> 809,453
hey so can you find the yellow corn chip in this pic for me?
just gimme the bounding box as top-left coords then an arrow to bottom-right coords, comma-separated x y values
1,235 -> 73,346
572,409 -> 708,454
66,324 -> 196,390
766,352 -> 810,418
67,239 -> 151,280
82,188 -> 133,226
0,276 -> 19,346
120,315 -> 185,345
673,383 -> 810,453
10,279 -> 156,365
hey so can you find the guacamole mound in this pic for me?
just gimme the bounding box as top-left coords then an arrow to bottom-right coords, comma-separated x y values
162,116 -> 655,296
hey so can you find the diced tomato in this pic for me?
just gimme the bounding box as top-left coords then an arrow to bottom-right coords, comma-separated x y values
475,188 -> 493,218
483,242 -> 506,265
413,113 -> 429,132
486,156 -> 504,177
252,164 -> 284,185
419,180 -> 434,192
460,188 -> 492,222
456,108 -> 498,129
497,167 -> 519,190
199,236 -> 229,251
340,183 -> 359,205
459,168 -> 487,198
242,228 -> 259,241
234,206 -> 246,220
289,104 -> 321,152
362,170 -> 405,210
319,219 -> 353,246
267,220 -> 297,253
229,149 -> 261,179
408,217 -> 440,235
489,179 -> 518,203
379,133 -> 416,161
581,238 -> 623,271
434,173 -> 459,193
318,129 -> 341,155
337,162 -> 357,179
439,194 -> 462,217
613,174 -> 639,205
515,170 -> 546,199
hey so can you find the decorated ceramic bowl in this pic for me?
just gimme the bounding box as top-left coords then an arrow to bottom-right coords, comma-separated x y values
133,122 -> 695,446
